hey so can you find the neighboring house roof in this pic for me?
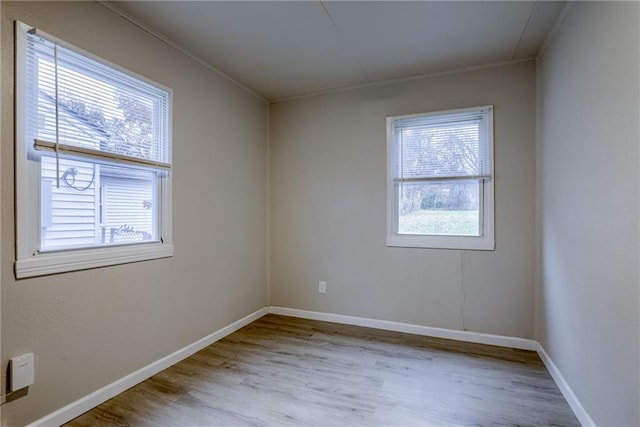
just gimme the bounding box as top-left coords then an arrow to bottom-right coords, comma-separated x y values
38,90 -> 110,141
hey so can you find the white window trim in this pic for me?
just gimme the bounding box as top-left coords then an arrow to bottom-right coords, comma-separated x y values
14,21 -> 173,279
386,106 -> 495,251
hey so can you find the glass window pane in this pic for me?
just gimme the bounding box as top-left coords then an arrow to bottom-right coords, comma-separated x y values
100,164 -> 156,246
40,156 -> 157,250
397,180 -> 480,236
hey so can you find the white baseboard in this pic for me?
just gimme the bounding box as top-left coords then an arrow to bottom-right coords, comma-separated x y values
27,307 -> 269,427
268,306 -> 538,351
536,343 -> 596,427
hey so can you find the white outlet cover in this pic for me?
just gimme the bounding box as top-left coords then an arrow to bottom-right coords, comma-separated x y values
10,352 -> 34,391
319,281 -> 327,294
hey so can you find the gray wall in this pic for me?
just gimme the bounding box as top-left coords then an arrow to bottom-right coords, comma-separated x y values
270,62 -> 536,338
1,2 -> 268,425
537,2 -> 640,425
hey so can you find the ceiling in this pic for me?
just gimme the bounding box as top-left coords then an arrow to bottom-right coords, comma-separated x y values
107,1 -> 566,101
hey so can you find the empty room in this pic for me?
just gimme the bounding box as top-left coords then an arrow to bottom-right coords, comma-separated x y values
1,1 -> 638,426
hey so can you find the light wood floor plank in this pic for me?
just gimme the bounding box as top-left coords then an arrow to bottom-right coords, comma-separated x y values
66,314 -> 579,426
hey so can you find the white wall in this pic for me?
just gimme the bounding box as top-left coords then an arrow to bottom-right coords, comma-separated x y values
537,2 -> 640,425
0,2 -> 267,425
270,62 -> 536,339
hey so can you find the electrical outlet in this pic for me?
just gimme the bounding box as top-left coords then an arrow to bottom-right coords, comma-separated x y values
318,281 -> 327,294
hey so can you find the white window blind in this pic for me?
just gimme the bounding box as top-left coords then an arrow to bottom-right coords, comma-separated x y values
25,29 -> 171,170
390,106 -> 492,183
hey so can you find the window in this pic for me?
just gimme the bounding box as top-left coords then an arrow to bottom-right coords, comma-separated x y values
387,106 -> 494,250
15,21 -> 173,278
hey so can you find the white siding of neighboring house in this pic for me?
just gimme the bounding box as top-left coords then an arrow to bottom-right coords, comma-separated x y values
38,95 -> 103,249
102,174 -> 154,243
41,157 -> 99,249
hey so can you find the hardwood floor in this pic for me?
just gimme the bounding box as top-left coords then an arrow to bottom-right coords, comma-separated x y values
66,315 -> 579,426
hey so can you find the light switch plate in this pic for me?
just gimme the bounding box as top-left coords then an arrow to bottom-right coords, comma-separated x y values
10,353 -> 34,391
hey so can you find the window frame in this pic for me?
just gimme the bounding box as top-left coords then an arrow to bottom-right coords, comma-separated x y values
14,21 -> 174,279
386,106 -> 495,251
